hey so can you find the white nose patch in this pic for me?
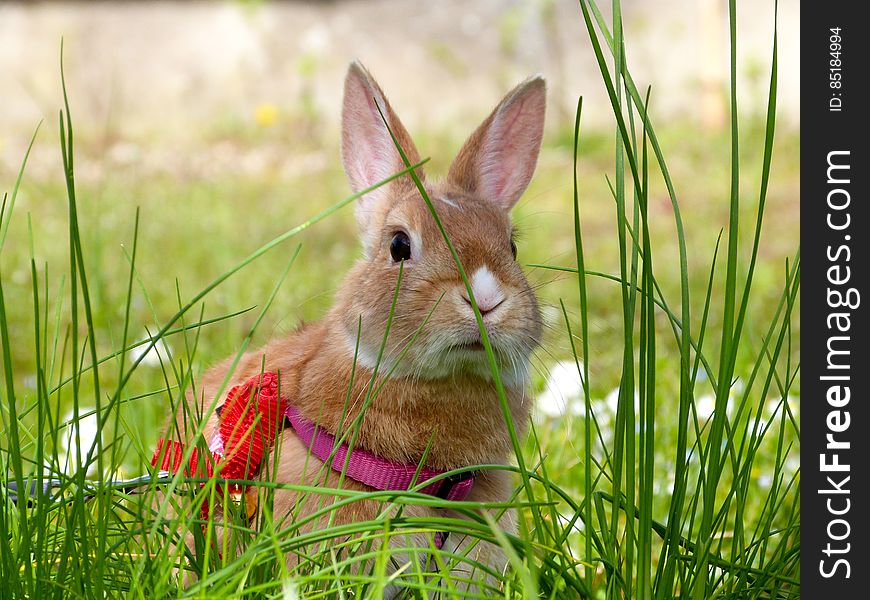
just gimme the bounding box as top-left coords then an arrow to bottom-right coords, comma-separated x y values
469,266 -> 505,313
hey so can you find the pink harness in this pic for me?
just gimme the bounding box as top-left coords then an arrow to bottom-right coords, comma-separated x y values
152,372 -> 476,547
283,404 -> 476,501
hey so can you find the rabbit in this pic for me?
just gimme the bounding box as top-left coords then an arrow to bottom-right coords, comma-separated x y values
165,61 -> 546,596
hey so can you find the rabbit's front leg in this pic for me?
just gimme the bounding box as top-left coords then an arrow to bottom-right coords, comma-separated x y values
431,469 -> 518,597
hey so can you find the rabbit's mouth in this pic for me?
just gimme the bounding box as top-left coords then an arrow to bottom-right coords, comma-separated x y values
450,340 -> 486,352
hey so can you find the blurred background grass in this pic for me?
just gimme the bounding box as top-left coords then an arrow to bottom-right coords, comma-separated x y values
1,0 -> 798,509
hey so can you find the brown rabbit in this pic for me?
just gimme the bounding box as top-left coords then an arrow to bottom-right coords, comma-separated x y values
167,61 -> 546,595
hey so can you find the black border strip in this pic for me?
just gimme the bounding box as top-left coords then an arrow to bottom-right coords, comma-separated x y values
802,3 -> 868,595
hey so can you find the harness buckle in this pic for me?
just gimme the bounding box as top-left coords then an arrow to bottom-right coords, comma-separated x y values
435,470 -> 477,500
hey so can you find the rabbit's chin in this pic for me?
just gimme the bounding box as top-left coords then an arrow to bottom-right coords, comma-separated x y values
430,343 -> 531,387
345,330 -> 531,388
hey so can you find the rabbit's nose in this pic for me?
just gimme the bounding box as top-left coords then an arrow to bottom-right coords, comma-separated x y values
462,266 -> 506,315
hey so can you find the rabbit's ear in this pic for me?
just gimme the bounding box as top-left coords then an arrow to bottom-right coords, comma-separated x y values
448,76 -> 545,211
342,62 -> 423,225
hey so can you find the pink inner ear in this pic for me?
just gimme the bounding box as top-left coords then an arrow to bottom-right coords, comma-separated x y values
362,95 -> 396,181
344,82 -> 395,195
478,90 -> 544,210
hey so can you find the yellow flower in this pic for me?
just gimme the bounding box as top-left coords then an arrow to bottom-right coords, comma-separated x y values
254,103 -> 278,128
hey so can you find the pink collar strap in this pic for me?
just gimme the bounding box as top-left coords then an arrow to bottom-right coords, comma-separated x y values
283,394 -> 476,550
284,405 -> 476,502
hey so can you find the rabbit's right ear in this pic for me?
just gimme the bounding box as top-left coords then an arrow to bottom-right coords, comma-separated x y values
341,62 -> 424,234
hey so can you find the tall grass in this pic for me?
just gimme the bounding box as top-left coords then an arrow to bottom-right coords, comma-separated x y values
560,0 -> 798,597
1,1 -> 798,597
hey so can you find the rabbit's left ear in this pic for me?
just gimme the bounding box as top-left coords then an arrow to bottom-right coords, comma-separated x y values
341,62 -> 423,223
448,76 -> 546,211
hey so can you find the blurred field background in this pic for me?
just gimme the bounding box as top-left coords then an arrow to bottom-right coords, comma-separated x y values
1,1 -> 799,585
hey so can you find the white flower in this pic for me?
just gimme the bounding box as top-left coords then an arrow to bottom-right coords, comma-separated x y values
696,393 -> 716,420
282,578 -> 301,600
58,408 -> 99,475
129,336 -> 170,367
536,360 -> 584,417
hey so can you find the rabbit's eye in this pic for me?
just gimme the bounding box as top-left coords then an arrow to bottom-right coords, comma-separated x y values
510,239 -> 518,259
390,231 -> 412,262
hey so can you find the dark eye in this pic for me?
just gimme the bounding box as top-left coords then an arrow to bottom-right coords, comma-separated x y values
390,231 -> 412,262
510,239 -> 518,259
